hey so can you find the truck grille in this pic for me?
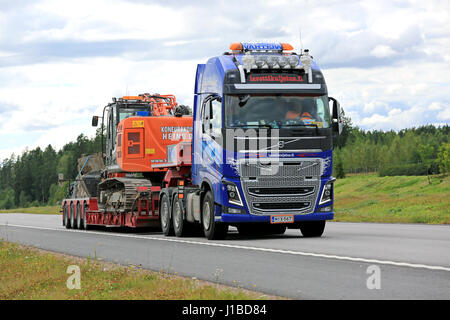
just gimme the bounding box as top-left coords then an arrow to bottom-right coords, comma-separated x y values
248,186 -> 314,196
238,159 -> 322,215
239,159 -> 322,178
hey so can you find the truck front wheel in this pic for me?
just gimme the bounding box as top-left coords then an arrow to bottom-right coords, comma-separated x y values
299,221 -> 326,237
202,191 -> 228,240
160,195 -> 174,236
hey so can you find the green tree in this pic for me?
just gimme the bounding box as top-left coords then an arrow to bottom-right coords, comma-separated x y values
335,109 -> 354,148
0,188 -> 15,209
437,143 -> 450,174
334,154 -> 346,179
19,190 -> 29,208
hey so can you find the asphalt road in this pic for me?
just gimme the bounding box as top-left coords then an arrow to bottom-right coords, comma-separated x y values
0,213 -> 449,299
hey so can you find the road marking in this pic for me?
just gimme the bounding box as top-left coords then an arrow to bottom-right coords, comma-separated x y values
1,223 -> 450,272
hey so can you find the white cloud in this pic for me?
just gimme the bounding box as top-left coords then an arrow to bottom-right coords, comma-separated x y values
363,100 -> 389,114
437,106 -> 450,120
360,105 -> 424,130
371,45 -> 397,58
0,0 -> 449,160
428,102 -> 442,111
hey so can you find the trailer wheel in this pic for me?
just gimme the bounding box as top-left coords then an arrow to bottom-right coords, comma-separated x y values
82,203 -> 90,230
63,205 -> 70,229
202,191 -> 228,240
68,203 -> 75,229
160,194 -> 174,236
299,221 -> 326,237
76,203 -> 82,230
70,203 -> 77,229
172,197 -> 186,237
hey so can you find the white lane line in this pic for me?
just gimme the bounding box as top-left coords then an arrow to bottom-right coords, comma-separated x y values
2,223 -> 450,272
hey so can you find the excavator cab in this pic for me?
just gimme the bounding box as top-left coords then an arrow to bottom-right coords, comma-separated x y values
93,94 -> 190,168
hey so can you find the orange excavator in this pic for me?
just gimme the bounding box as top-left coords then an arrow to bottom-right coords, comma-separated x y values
62,93 -> 192,229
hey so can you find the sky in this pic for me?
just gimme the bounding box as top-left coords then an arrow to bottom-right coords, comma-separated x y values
0,0 -> 449,160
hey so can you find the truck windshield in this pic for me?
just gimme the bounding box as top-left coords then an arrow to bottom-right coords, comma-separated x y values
119,108 -> 145,122
224,95 -> 331,129
118,105 -> 158,122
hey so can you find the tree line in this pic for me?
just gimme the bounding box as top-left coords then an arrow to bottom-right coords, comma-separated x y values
0,119 -> 449,209
0,129 -> 102,209
333,113 -> 449,178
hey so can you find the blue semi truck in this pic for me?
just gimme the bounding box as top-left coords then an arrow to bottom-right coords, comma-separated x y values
63,41 -> 342,240
159,42 -> 342,239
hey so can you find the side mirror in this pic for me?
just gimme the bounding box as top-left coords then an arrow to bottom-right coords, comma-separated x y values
92,116 -> 99,127
329,97 -> 343,135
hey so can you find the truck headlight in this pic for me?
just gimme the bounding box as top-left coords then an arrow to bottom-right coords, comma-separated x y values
319,180 -> 334,205
225,183 -> 243,206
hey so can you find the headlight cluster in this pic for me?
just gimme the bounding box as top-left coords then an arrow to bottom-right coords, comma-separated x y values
225,183 -> 243,206
319,181 -> 334,205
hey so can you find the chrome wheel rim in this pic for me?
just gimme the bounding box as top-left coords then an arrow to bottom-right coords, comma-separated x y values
174,202 -> 182,230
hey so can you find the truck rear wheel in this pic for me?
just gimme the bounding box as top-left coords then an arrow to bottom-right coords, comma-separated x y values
172,197 -> 186,237
202,191 -> 228,240
299,221 -> 326,237
160,194 -> 174,236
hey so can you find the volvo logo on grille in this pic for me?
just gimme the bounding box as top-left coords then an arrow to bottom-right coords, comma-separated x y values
278,141 -> 285,149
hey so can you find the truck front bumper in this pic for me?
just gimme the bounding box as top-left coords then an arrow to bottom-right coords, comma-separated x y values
218,212 -> 334,223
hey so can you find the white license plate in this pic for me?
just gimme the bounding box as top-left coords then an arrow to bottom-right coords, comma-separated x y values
270,215 -> 294,224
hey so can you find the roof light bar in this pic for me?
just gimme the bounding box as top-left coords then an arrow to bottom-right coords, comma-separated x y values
240,54 -> 303,72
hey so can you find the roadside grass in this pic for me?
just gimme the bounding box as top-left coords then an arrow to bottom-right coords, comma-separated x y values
0,205 -> 60,215
334,174 -> 450,224
0,239 -> 275,300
